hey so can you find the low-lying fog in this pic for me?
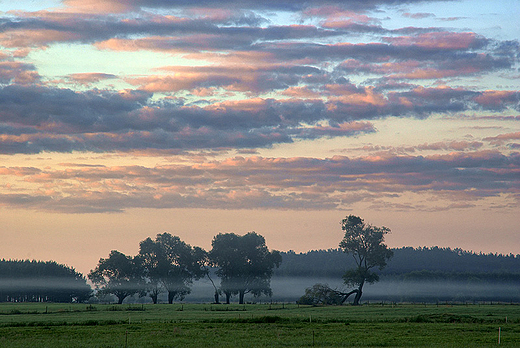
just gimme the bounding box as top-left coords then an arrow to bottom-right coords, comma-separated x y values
178,276 -> 520,304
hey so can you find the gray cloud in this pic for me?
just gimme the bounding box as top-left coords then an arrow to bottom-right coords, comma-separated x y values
61,0 -> 457,12
1,82 -> 519,154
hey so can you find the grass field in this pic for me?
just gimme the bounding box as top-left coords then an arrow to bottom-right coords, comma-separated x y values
0,302 -> 518,347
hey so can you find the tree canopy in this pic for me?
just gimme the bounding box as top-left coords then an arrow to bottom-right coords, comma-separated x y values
137,233 -> 206,304
88,250 -> 143,304
210,232 -> 282,304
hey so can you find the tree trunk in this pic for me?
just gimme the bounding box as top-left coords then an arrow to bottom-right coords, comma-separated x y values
114,291 -> 128,304
239,290 -> 245,304
352,290 -> 362,306
168,291 -> 175,304
150,293 -> 158,304
225,291 -> 231,304
340,289 -> 358,304
352,282 -> 364,306
206,272 -> 220,304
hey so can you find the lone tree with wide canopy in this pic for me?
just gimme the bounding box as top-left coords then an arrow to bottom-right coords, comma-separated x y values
339,215 -> 393,305
210,232 -> 281,304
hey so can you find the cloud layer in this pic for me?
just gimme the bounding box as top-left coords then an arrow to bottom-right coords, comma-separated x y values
0,3 -> 519,154
1,150 -> 518,213
0,0 -> 518,213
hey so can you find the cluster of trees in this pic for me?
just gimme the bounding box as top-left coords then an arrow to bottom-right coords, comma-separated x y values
88,232 -> 281,305
4,215 -> 517,305
0,215 -> 395,305
0,260 -> 91,303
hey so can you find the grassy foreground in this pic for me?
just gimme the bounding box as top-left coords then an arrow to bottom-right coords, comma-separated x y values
0,302 -> 518,347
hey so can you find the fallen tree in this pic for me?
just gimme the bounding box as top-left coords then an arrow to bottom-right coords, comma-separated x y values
297,283 -> 359,306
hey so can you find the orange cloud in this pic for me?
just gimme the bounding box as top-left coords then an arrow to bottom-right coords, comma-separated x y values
204,98 -> 269,112
62,0 -> 136,13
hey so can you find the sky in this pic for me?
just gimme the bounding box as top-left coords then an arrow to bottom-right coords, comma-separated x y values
0,0 -> 519,275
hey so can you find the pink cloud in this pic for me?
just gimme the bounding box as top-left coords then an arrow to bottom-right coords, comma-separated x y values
125,64 -> 319,93
281,86 -> 321,98
0,61 -> 40,84
0,29 -> 82,48
339,55 -> 500,80
67,73 -> 118,85
474,90 -> 520,108
383,32 -> 485,50
303,6 -> 377,26
62,0 -> 137,13
484,132 -> 520,145
326,86 -> 388,107
95,37 -> 164,52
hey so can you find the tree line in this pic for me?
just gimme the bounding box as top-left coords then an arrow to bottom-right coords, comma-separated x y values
0,260 -> 91,303
276,247 -> 520,279
2,215 -> 518,304
88,232 -> 281,305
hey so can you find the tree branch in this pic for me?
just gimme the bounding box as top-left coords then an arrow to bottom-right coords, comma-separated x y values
339,289 -> 359,304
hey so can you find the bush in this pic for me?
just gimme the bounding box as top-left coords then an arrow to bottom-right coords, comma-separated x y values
297,283 -> 344,305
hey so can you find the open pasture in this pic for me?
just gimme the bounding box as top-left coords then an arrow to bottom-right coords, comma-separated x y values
0,302 -> 518,347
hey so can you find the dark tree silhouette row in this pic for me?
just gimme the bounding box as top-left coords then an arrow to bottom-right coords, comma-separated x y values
0,260 -> 91,303
88,232 -> 282,304
276,247 -> 520,279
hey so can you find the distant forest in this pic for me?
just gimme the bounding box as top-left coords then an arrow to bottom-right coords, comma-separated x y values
276,247 -> 520,282
0,260 -> 91,303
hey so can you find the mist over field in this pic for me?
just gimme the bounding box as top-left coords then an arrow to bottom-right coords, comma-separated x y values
126,276 -> 520,304
85,246 -> 520,304
0,278 -> 90,290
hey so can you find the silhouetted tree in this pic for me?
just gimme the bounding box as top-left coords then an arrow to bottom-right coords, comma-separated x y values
210,232 -> 282,304
88,250 -> 142,304
137,233 -> 206,304
339,215 -> 393,305
136,237 -> 165,304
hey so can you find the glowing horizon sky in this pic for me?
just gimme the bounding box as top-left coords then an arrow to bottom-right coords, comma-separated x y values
0,0 -> 518,275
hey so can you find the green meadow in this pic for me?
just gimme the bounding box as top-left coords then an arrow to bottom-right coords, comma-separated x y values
0,303 -> 518,347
